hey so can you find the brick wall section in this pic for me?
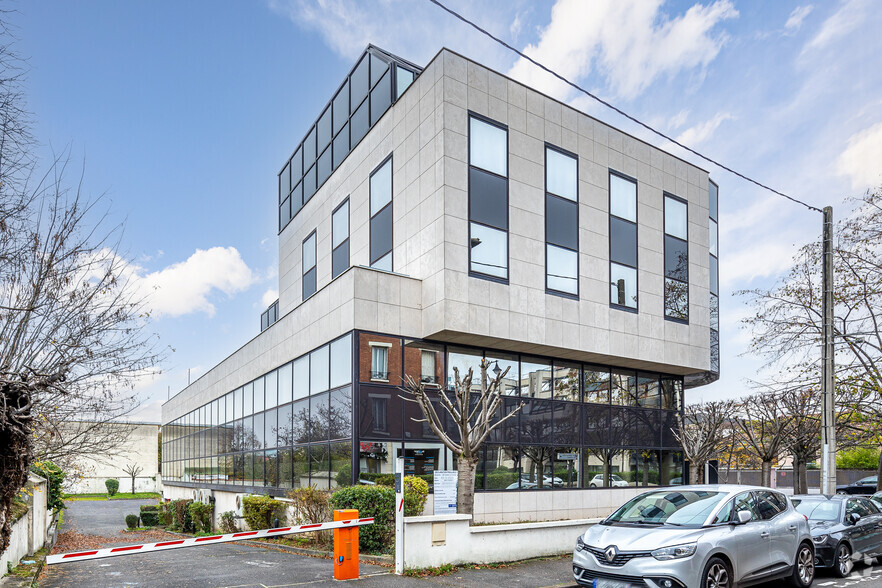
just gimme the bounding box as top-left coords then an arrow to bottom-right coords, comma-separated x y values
359,333 -> 401,383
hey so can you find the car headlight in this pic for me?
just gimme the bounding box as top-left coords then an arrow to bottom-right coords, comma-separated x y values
651,543 -> 697,560
575,535 -> 586,551
812,534 -> 828,544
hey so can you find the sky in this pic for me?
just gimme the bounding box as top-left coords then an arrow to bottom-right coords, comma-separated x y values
13,0 -> 882,421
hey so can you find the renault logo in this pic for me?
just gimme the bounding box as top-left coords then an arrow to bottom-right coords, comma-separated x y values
605,545 -> 618,562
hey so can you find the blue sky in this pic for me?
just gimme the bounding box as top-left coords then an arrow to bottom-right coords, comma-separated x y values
15,0 -> 882,421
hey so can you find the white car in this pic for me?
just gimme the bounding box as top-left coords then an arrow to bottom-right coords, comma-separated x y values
589,474 -> 629,488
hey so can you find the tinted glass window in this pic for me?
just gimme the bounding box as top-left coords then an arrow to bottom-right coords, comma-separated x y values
333,81 -> 349,135
547,244 -> 577,295
370,159 -> 392,215
709,181 -> 718,220
317,107 -> 332,152
396,67 -> 414,98
546,195 -> 578,250
332,242 -> 349,279
293,356 -> 309,400
280,162 -> 291,200
710,219 -> 718,256
333,201 -> 349,249
330,335 -> 352,388
469,118 -> 507,177
370,205 -> 393,264
610,174 -> 636,222
333,124 -> 349,169
302,233 -> 316,271
610,263 -> 637,308
350,99 -> 369,149
303,165 -> 317,202
470,222 -> 507,279
665,196 -> 687,240
370,53 -> 387,86
732,491 -> 760,521
311,345 -> 330,395
278,363 -> 293,405
469,167 -> 508,229
290,147 -> 302,181
317,146 -> 332,187
755,491 -> 785,520
710,256 -> 719,295
302,268 -> 316,300
584,368 -> 610,403
303,127 -> 316,165
610,217 -> 637,267
372,251 -> 392,272
665,278 -> 689,321
710,294 -> 720,331
546,148 -> 577,201
665,235 -> 688,281
370,68 -> 392,125
350,54 -> 369,111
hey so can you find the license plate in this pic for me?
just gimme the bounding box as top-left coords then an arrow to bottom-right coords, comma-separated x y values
593,580 -> 635,588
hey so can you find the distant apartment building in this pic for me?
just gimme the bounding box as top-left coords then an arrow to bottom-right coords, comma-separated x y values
161,46 -> 720,503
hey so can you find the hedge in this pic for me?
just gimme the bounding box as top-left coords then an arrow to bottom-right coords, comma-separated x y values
242,495 -> 287,531
330,486 -> 395,553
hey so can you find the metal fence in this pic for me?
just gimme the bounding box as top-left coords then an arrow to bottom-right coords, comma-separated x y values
716,468 -> 876,488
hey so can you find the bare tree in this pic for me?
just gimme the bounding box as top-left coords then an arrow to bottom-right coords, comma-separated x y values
0,18 -> 161,551
740,186 -> 882,483
122,463 -> 143,494
735,392 -> 790,487
674,400 -> 735,484
401,359 -> 523,516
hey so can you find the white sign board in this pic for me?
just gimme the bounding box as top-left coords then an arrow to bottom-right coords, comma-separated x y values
433,470 -> 458,515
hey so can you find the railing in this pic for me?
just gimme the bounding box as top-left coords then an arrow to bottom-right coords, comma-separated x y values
371,371 -> 390,381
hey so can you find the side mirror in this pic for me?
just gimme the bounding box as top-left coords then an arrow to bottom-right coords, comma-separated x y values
848,512 -> 861,525
730,510 -> 752,525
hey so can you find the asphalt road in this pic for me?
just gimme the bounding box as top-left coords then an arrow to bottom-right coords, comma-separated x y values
39,499 -> 882,587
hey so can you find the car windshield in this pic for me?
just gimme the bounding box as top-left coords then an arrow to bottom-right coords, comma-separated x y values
605,491 -> 726,526
794,500 -> 840,522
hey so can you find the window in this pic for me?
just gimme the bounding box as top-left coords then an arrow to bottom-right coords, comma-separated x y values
664,194 -> 689,321
609,172 -> 638,309
469,115 -> 508,280
421,350 -> 437,384
302,231 -> 316,300
370,156 -> 393,271
370,344 -> 390,381
371,396 -> 388,433
332,199 -> 350,279
709,180 -> 720,373
546,146 -> 578,296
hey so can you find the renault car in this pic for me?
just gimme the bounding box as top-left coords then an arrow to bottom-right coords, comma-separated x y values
573,485 -> 815,588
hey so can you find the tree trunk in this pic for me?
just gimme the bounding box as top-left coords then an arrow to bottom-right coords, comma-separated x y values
131,475 -> 136,494
689,460 -> 704,485
456,455 -> 478,518
876,448 -> 882,494
761,460 -> 772,487
792,458 -> 803,494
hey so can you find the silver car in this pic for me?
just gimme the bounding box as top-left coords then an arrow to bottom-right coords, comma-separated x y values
573,485 -> 815,588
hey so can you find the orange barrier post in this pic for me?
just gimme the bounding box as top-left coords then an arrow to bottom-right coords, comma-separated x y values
333,509 -> 359,580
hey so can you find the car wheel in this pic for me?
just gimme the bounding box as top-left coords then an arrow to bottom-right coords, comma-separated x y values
589,483 -> 596,488
701,556 -> 731,588
788,542 -> 815,587
833,542 -> 853,578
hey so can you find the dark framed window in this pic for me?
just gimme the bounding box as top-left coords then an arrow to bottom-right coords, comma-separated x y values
332,198 -> 350,279
664,193 -> 689,322
545,145 -> 579,296
370,155 -> 393,271
302,230 -> 316,300
709,180 -> 720,374
609,171 -> 637,309
469,114 -> 508,281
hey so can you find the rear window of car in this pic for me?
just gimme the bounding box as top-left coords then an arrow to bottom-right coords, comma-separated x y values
795,500 -> 840,521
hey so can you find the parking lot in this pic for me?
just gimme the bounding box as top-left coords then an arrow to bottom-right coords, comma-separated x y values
38,499 -> 882,587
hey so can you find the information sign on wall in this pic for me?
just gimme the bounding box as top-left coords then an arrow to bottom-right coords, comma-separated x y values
433,470 -> 458,515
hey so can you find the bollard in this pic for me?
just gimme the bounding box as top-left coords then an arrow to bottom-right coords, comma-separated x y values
333,509 -> 359,580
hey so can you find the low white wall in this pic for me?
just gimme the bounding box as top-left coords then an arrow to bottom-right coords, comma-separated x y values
0,513 -> 31,572
473,487 -> 644,523
68,475 -> 161,495
1,475 -> 50,572
402,514 -> 599,568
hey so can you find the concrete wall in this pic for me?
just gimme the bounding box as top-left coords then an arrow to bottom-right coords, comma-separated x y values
472,486 -> 645,523
403,513 -> 597,568
1,474 -> 50,572
63,422 -> 162,494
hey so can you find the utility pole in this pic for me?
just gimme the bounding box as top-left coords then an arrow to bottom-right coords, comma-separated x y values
821,206 -> 836,495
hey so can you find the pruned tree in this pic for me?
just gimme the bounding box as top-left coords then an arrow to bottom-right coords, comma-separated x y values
740,185 -> 882,483
734,391 -> 790,487
123,463 -> 143,494
0,17 -> 161,552
401,358 -> 523,516
674,400 -> 735,484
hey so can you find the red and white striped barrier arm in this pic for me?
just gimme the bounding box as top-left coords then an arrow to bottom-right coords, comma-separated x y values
46,517 -> 374,565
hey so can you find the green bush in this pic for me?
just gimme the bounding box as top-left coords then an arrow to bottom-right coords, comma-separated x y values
140,504 -> 159,513
403,476 -> 429,517
219,510 -> 237,534
125,514 -> 139,529
31,461 -> 66,511
288,486 -> 332,547
837,447 -> 880,470
140,511 -> 160,526
158,501 -> 174,526
188,502 -> 214,533
330,485 -> 395,553
105,479 -> 120,496
242,495 -> 287,531
485,468 -> 519,490
335,463 -> 352,488
168,499 -> 193,532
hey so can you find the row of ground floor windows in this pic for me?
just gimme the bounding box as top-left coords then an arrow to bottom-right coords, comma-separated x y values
161,442 -> 683,493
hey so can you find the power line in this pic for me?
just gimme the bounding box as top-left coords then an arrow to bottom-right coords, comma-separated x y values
428,0 -> 823,215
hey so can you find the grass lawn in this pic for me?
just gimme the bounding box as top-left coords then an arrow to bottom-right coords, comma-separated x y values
64,492 -> 161,501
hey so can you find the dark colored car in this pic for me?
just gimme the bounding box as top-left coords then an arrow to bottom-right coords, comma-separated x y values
835,475 -> 877,495
871,491 -> 882,510
792,494 -> 882,578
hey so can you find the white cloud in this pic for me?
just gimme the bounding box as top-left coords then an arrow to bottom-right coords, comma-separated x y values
837,121 -> 882,189
721,239 -> 799,288
804,0 -> 867,52
676,112 -> 733,146
137,247 -> 255,318
507,0 -> 738,101
262,288 -> 279,307
785,5 -> 813,32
